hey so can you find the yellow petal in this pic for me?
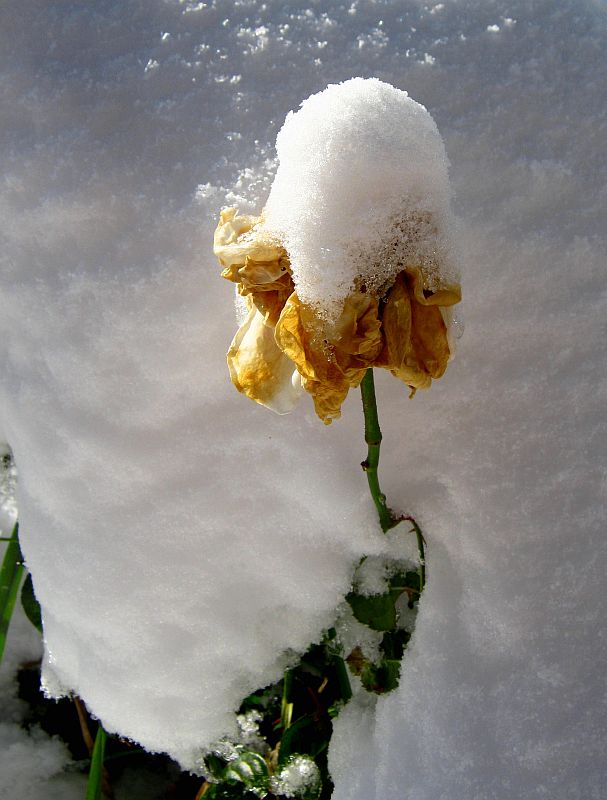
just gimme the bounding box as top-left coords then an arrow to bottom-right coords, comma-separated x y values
214,208 -> 286,270
404,265 -> 461,307
378,272 -> 414,374
379,269 -> 455,390
274,293 -> 319,384
214,208 -> 258,268
237,256 -> 291,289
331,292 -> 383,366
235,257 -> 294,327
227,307 -> 303,415
214,209 -> 294,326
275,292 -> 382,424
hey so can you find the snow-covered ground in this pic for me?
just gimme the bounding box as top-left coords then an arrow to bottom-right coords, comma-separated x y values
1,0 -> 606,797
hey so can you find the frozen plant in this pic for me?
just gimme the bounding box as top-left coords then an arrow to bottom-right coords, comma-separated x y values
209,78 -> 462,798
214,78 -> 460,425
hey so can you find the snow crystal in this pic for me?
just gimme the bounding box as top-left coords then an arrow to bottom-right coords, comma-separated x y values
235,710 -> 268,754
263,78 -> 459,319
271,754 -> 322,798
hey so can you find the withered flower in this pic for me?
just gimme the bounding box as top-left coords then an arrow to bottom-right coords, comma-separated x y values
214,207 -> 461,424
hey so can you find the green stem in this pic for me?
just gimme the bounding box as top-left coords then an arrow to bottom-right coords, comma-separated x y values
360,370 -> 395,533
360,370 -> 427,590
404,516 -> 426,592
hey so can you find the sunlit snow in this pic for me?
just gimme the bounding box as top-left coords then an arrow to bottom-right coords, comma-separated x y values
1,0 -> 606,797
263,77 -> 458,317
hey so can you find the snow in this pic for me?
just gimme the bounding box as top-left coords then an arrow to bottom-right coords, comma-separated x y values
0,603 -> 86,800
1,0 -> 606,797
263,78 -> 458,317
0,448 -> 18,534
272,755 -> 322,798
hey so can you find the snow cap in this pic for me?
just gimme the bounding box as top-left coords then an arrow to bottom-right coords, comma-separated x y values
264,78 -> 458,318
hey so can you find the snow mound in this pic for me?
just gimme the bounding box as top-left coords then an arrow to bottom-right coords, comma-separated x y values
264,78 -> 459,318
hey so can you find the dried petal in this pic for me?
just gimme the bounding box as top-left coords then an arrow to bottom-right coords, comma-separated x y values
214,208 -> 294,326
214,208 -> 285,269
227,307 -> 303,415
379,268 -> 459,391
275,292 -> 383,424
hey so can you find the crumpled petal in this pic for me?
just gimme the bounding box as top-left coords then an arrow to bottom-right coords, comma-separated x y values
275,292 -> 383,424
236,258 -> 293,327
214,207 -> 285,270
227,306 -> 303,415
214,208 -> 294,327
378,267 -> 459,392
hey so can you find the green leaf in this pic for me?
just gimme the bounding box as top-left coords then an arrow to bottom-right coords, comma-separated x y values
201,784 -> 258,800
346,590 -> 396,631
86,725 -> 107,800
239,685 -> 275,711
0,521 -> 25,665
389,571 -> 421,607
359,660 -> 399,694
205,753 -> 226,781
278,715 -> 312,767
332,655 -> 352,703
281,668 -> 294,730
278,713 -> 334,770
21,573 -> 42,633
223,750 -> 270,796
349,633 -> 407,696
380,629 -> 410,661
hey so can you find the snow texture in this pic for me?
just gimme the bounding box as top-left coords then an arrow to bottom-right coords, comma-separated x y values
0,449 -> 17,534
1,0 -> 606,796
263,78 -> 458,317
0,604 -> 86,800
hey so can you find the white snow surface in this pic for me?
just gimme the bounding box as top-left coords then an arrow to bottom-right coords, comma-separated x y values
263,78 -> 458,315
1,0 -> 606,797
0,604 -> 86,800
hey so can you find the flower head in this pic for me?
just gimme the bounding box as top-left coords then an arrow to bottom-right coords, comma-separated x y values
214,207 -> 461,424
214,79 -> 462,423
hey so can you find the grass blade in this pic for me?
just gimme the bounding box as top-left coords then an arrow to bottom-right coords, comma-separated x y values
21,572 -> 43,632
0,521 -> 25,665
86,725 -> 107,800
